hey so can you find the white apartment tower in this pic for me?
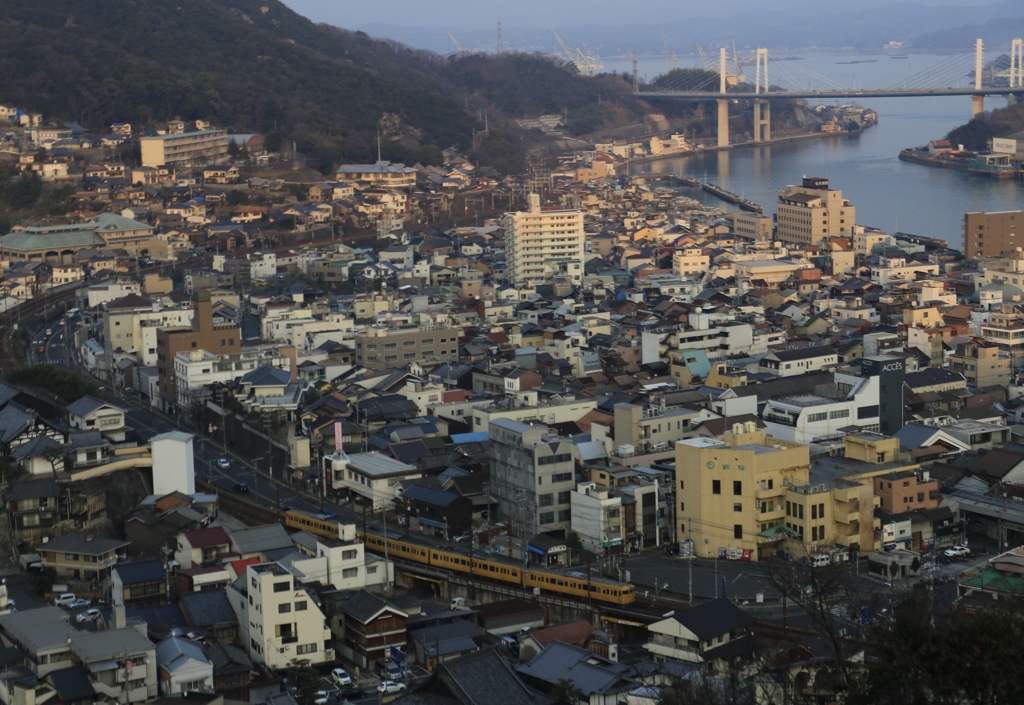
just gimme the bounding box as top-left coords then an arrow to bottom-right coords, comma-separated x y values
503,194 -> 585,287
776,177 -> 856,246
244,563 -> 332,668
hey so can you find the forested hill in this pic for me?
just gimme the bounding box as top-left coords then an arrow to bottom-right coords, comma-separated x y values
0,0 -> 647,174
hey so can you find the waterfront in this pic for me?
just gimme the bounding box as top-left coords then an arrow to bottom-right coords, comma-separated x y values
619,51 -> 1024,247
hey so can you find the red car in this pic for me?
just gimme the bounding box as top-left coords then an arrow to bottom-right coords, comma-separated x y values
37,345 -> 45,353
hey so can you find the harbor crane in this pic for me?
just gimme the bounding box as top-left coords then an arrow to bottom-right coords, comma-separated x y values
695,40 -> 742,86
662,24 -> 678,72
733,39 -> 746,83
552,29 -> 603,76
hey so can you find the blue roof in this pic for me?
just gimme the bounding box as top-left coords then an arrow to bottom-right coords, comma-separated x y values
114,558 -> 166,584
401,484 -> 461,508
451,432 -> 489,444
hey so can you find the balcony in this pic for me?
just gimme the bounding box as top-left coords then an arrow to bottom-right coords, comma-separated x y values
760,507 -> 786,521
755,486 -> 784,500
281,635 -> 298,645
834,510 -> 860,524
644,639 -> 701,664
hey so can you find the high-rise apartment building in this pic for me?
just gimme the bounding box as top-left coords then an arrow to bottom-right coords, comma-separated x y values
242,563 -> 332,668
140,130 -> 228,167
776,177 -> 855,246
963,210 -> 1024,258
503,194 -> 585,287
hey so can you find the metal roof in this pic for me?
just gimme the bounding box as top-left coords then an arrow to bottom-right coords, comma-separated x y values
348,451 -> 418,477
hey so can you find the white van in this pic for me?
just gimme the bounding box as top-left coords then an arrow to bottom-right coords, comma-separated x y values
53,592 -> 77,607
812,554 -> 831,568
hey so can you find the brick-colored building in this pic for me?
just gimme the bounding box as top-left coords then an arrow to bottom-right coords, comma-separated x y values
156,291 -> 241,412
874,470 -> 941,512
964,210 -> 1024,258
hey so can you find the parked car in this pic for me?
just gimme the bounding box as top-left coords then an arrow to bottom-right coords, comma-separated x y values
53,593 -> 77,607
944,545 -> 971,558
76,608 -> 101,623
453,530 -> 472,543
377,681 -> 406,695
234,482 -> 249,493
331,668 -> 352,686
313,691 -> 329,705
340,688 -> 366,700
68,598 -> 92,610
217,458 -> 231,469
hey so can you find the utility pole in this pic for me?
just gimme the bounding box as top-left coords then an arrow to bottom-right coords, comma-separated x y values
381,503 -> 391,595
688,518 -> 693,605
252,456 -> 263,501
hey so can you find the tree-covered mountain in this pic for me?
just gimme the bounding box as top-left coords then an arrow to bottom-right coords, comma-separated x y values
0,0 -> 659,174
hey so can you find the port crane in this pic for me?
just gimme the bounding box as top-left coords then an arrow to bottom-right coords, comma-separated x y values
661,24 -> 677,72
447,33 -> 470,55
695,40 -> 744,86
552,29 -> 603,76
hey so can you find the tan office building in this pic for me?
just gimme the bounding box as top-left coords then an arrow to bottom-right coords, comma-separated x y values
140,129 -> 228,167
503,194 -> 585,286
354,324 -> 461,370
963,210 -> 1024,258
776,177 -> 855,246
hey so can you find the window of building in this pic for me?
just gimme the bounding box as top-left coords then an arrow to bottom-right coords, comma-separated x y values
557,491 -> 571,504
279,603 -> 291,613
404,353 -> 416,359
295,601 -> 307,611
539,512 -> 554,525
273,581 -> 290,592
808,412 -> 828,422
422,338 -> 434,345
733,503 -> 742,512
680,502 -> 685,512
403,340 -> 416,348
539,493 -> 554,507
558,509 -> 571,522
733,481 -> 742,496
342,567 -> 358,578
734,524 -> 743,540
829,409 -> 849,419
385,355 -> 397,362
712,480 -> 721,495
296,643 -> 318,655
342,549 -> 357,560
798,504 -> 804,519
812,504 -> 818,520
551,472 -> 573,482
384,343 -> 397,350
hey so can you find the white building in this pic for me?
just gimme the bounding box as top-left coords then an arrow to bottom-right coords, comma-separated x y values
250,251 -> 277,280
151,431 -> 196,496
570,482 -> 624,554
671,249 -> 710,278
286,520 -> 393,591
327,451 -> 422,505
869,256 -> 940,287
762,371 -> 880,446
173,346 -> 293,408
155,637 -> 213,695
503,194 -> 585,287
243,563 -> 332,669
86,279 -> 141,309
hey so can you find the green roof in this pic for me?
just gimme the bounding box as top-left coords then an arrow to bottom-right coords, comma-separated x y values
1,213 -> 153,252
960,565 -> 1024,594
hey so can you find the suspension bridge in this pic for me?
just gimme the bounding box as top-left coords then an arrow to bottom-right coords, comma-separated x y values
633,39 -> 1024,148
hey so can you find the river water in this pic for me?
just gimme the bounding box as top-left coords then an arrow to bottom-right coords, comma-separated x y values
611,51 -> 1024,248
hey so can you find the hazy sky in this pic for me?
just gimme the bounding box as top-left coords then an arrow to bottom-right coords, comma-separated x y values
283,0 -> 1005,30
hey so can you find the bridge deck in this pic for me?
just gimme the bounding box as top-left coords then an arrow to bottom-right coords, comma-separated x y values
635,87 -> 1024,100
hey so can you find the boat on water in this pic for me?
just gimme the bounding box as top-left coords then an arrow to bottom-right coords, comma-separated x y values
701,182 -> 764,213
836,59 -> 878,65
889,54 -> 909,59
776,56 -> 804,61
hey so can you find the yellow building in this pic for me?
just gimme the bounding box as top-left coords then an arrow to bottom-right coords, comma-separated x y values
676,427 -> 896,561
776,176 -> 855,247
140,130 -> 228,167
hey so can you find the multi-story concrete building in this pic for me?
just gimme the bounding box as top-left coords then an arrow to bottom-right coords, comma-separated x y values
104,295 -> 193,367
675,427 -> 882,561
140,130 -> 228,167
327,451 -> 422,505
733,213 -> 773,241
243,563 -> 332,668
762,370 -> 882,447
963,210 -> 1024,258
173,345 -> 296,409
948,337 -> 1011,387
353,324 -> 461,370
868,256 -> 940,286
874,469 -> 941,513
775,177 -> 855,246
503,194 -> 585,287
333,161 -> 416,189
488,418 -> 580,537
155,291 -> 241,411
980,304 -> 1024,367
671,249 -> 710,278
570,482 -> 624,554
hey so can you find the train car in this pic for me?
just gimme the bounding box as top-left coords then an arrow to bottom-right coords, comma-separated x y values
525,569 -> 635,606
286,510 -> 341,539
363,533 -> 432,564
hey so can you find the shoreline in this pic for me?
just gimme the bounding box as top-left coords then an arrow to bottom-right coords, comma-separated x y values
623,127 -> 867,169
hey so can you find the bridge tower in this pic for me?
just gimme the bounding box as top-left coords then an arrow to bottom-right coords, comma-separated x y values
717,47 -> 730,147
1011,38 -> 1024,104
972,38 -> 985,117
753,48 -> 771,142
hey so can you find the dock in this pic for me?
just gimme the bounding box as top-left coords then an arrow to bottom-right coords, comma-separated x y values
701,182 -> 763,213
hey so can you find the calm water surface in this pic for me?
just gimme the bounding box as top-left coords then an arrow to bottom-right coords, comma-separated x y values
613,51 -> 1024,247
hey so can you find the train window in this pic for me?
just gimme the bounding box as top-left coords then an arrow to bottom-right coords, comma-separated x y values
557,580 -> 565,586
512,570 -> 518,577
432,553 -> 438,560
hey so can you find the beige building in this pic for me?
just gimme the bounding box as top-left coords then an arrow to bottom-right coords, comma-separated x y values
243,563 -> 332,668
733,213 -> 773,241
671,249 -> 710,278
353,324 -> 461,370
964,210 -> 1024,258
140,130 -> 228,167
334,161 -> 416,189
949,337 -> 1011,387
776,177 -> 855,246
503,194 -> 585,287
